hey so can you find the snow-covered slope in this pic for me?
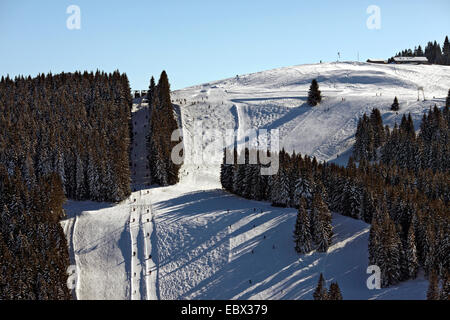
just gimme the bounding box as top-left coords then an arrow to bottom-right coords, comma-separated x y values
62,62 -> 449,300
148,185 -> 428,299
173,61 -> 450,168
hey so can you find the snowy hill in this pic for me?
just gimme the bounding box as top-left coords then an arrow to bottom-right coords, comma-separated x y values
62,62 -> 450,300
174,61 -> 450,173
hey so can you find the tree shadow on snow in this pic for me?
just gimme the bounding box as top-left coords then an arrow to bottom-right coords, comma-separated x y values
156,192 -> 427,300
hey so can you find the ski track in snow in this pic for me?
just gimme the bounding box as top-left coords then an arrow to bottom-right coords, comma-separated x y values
129,100 -> 158,300
62,62 -> 450,300
129,193 -> 158,300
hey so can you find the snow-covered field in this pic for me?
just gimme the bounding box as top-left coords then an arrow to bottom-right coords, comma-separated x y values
61,62 -> 450,300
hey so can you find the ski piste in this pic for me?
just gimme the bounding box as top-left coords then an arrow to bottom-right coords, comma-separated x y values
62,61 -> 449,300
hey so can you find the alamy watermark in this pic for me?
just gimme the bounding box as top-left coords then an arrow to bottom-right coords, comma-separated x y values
366,5 -> 381,30
366,265 -> 381,289
66,5 -> 81,30
171,121 -> 280,175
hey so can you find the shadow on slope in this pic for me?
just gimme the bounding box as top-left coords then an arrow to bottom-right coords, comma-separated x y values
155,189 -> 428,299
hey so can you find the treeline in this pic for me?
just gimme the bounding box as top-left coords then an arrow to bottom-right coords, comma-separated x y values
390,35 -> 450,65
221,112 -> 449,292
146,71 -> 181,186
221,148 -> 334,253
353,106 -> 449,293
0,71 -> 133,202
354,105 -> 449,173
0,71 -> 133,299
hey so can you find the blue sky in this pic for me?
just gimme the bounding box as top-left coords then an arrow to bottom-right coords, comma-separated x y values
0,0 -> 449,90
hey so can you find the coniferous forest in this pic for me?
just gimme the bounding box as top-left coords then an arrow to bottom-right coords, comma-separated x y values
390,35 -> 450,65
221,105 -> 449,296
0,71 -> 133,299
0,71 -> 132,202
146,71 -> 181,186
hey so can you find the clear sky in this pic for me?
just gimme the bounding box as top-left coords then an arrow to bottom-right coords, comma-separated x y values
1,0 -> 449,90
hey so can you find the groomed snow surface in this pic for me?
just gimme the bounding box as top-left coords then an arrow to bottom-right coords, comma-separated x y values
61,62 -> 450,300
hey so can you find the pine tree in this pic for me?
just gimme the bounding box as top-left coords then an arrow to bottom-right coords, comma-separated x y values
442,36 -> 450,65
307,79 -> 322,107
369,108 -> 385,148
249,163 -> 261,200
311,193 -> 332,252
446,89 -> 450,108
353,113 -> 377,161
328,282 -> 343,300
147,71 -> 181,186
242,163 -> 254,199
293,198 -> 313,254
416,45 -> 424,57
427,271 -> 440,300
342,181 -> 362,219
400,113 -> 415,139
405,225 -> 419,279
361,187 -> 375,224
75,154 -> 85,200
440,272 -> 449,300
87,154 -> 100,201
220,148 -> 234,192
294,172 -> 314,208
436,222 -> 450,285
148,76 -> 156,104
313,273 -> 328,300
391,97 -> 400,111
368,216 -> 381,268
234,163 -> 246,196
380,212 -> 402,287
433,41 -> 443,64
278,167 -> 290,207
353,116 -> 365,161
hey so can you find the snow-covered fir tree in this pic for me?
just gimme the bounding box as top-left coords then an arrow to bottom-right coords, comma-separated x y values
277,167 -> 290,207
307,79 -> 322,106
310,193 -> 332,252
370,210 -> 402,287
234,161 -> 247,196
427,271 -> 440,300
405,225 -> 419,279
293,198 -> 313,254
147,71 -> 181,186
220,148 -> 234,192
313,273 -> 328,300
75,154 -> 85,200
446,89 -> 450,107
328,282 -> 343,300
391,96 -> 400,111
293,172 -> 314,209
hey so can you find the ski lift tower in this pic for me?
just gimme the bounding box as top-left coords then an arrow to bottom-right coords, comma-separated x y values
417,86 -> 425,101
